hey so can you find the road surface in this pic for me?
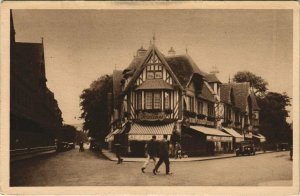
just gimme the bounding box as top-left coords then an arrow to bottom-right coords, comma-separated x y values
10,148 -> 292,186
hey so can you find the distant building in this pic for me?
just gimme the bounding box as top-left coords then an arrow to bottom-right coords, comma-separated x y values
10,11 -> 63,149
105,40 -> 265,157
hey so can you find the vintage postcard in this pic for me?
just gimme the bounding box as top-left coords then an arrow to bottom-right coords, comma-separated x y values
0,1 -> 299,195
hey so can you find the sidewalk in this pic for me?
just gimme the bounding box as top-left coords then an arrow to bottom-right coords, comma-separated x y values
102,149 -> 274,162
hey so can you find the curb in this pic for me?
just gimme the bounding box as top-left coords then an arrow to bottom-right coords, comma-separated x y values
101,150 -> 277,163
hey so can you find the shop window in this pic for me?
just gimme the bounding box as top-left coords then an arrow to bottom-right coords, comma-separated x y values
164,91 -> 171,109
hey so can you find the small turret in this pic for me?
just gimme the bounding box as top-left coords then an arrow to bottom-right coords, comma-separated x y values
168,47 -> 176,56
136,45 -> 147,57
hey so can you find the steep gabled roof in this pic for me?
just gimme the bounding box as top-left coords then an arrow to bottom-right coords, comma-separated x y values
220,84 -> 232,105
165,55 -> 207,87
205,73 -> 221,83
14,42 -> 44,68
197,82 -> 217,103
123,44 -> 184,92
221,82 -> 251,112
113,70 -> 123,107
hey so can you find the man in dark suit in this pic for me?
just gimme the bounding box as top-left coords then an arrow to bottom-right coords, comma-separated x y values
141,135 -> 158,173
153,135 -> 172,175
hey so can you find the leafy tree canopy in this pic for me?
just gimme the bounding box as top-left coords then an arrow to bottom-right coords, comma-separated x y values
79,75 -> 113,141
257,92 -> 292,144
233,71 -> 268,96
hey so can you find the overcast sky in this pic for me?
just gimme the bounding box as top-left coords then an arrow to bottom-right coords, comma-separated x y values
12,9 -> 293,125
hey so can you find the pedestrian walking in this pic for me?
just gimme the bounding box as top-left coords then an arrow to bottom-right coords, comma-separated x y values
79,141 -> 84,152
114,138 -> 123,164
153,135 -> 172,175
141,135 -> 158,173
174,142 -> 182,159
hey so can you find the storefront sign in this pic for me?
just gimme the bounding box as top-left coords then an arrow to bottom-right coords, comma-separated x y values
197,119 -> 206,125
245,132 -> 252,138
128,134 -> 169,141
139,112 -> 166,121
207,135 -> 232,142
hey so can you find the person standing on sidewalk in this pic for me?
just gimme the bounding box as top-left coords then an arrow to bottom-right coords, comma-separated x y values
141,135 -> 158,173
153,135 -> 172,175
114,137 -> 123,164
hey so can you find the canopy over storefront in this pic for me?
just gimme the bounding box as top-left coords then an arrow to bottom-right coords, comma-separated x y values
128,123 -> 174,141
222,128 -> 244,142
253,133 -> 266,142
105,125 -> 126,142
190,126 -> 232,142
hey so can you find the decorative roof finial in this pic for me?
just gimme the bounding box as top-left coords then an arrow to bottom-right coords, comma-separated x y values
41,37 -> 44,44
186,48 -> 188,54
228,75 -> 231,83
152,32 -> 156,44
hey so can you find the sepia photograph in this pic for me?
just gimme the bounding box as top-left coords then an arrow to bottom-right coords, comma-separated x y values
0,1 -> 299,195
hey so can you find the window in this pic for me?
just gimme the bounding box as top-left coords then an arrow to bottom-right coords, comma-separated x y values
198,101 -> 203,114
145,92 -> 153,109
137,92 -> 142,110
164,91 -> 171,109
186,96 -> 194,112
208,103 -> 214,117
153,92 -> 161,109
146,65 -> 162,79
145,91 -> 161,110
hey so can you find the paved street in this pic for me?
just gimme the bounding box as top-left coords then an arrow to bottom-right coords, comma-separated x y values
10,148 -> 292,186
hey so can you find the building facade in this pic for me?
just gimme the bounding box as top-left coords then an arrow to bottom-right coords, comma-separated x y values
10,11 -> 63,150
105,40 -> 265,157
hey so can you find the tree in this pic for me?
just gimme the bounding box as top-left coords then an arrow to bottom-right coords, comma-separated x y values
59,125 -> 77,142
233,71 -> 268,96
79,75 -> 113,141
257,92 -> 292,144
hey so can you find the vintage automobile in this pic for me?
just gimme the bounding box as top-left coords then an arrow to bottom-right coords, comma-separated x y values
235,141 -> 256,156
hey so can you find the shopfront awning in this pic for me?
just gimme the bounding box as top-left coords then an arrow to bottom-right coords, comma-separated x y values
105,126 -> 126,142
128,123 -> 174,141
253,133 -> 266,142
190,126 -> 232,142
222,128 -> 244,142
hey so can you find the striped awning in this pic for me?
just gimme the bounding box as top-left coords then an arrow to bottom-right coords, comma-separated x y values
190,126 -> 231,137
222,128 -> 244,142
189,126 -> 232,142
105,126 -> 126,142
128,123 -> 174,141
253,133 -> 266,142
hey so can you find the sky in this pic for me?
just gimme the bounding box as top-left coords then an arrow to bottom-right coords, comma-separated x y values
12,9 -> 293,125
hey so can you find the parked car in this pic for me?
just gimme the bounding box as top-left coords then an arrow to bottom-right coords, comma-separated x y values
236,141 -> 256,156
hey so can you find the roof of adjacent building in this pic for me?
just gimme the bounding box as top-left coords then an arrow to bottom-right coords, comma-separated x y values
250,91 -> 260,111
220,84 -> 233,105
113,70 -> 123,106
165,55 -> 207,87
136,79 -> 174,90
13,42 -> 44,69
198,82 -> 216,103
205,73 -> 221,83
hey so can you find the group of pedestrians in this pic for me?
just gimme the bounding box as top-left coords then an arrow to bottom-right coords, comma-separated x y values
141,135 -> 173,175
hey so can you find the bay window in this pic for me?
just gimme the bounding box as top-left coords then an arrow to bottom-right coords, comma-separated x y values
164,91 -> 171,109
198,101 -> 203,114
